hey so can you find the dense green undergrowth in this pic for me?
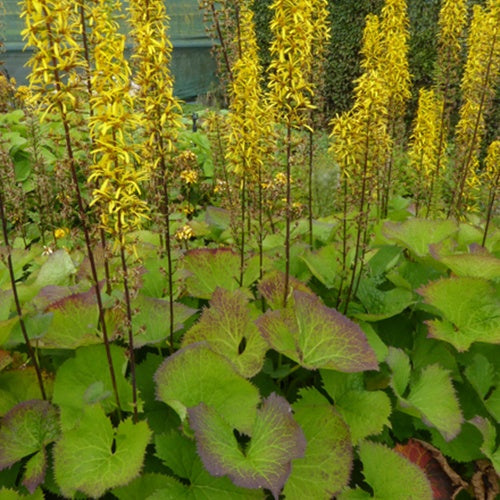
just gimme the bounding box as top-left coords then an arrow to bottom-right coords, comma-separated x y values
1,176 -> 499,498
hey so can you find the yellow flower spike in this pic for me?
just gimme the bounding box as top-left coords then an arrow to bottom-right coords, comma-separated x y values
267,0 -> 315,129
22,0 -> 85,121
226,3 -> 272,180
88,0 -> 150,244
451,2 -> 500,218
408,88 -> 445,216
129,0 -> 181,169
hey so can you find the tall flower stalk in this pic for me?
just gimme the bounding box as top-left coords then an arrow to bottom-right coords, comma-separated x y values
408,88 -> 445,216
330,70 -> 391,313
481,139 -> 499,246
306,0 -> 330,246
432,0 -> 467,212
267,0 -> 314,306
226,2 -> 271,285
21,0 -> 121,412
378,0 -> 411,216
88,0 -> 149,422
129,0 -> 181,353
449,1 -> 500,219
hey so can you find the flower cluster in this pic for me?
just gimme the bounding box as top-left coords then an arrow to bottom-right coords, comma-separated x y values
451,1 -> 500,216
87,0 -> 149,243
267,0 -> 315,129
129,0 -> 181,168
408,88 -> 445,215
21,0 -> 84,120
379,0 -> 411,118
226,3 -> 270,178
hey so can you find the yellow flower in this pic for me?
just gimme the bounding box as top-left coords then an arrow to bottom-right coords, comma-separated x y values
175,224 -> 194,241
180,169 -> 198,185
54,227 -> 69,239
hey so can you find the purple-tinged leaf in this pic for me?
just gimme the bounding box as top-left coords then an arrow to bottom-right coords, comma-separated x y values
256,291 -> 378,371
153,431 -> 264,498
155,342 -> 260,433
189,393 -> 306,499
258,271 -> 313,310
182,247 -> 240,299
182,288 -> 267,377
0,400 -> 59,493
23,448 -> 46,494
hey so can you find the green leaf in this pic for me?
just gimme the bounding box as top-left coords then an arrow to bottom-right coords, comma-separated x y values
182,248 -> 240,299
22,449 -> 46,495
383,218 -> 457,257
182,288 -> 267,377
154,431 -> 263,499
405,364 -> 462,441
0,290 -> 12,321
485,385 -> 500,421
366,245 -> 402,276
321,371 -> 391,443
283,388 -> 352,499
257,291 -> 378,372
353,441 -> 432,499
53,405 -> 151,498
38,289 -> 103,349
464,354 -> 496,400
53,344 -> 134,430
155,343 -> 260,433
132,295 -> 196,348
113,473 -> 182,500
301,244 -> 342,288
438,252 -> 500,280
472,417 -> 500,474
354,280 -> 414,321
427,422 -> 483,463
258,271 -> 313,310
0,368 -> 52,416
336,391 -> 392,444
386,347 -> 411,398
34,249 -> 76,288
419,277 -> 500,351
16,250 -> 77,304
189,393 -> 306,500
0,487 -> 44,500
0,400 -> 59,493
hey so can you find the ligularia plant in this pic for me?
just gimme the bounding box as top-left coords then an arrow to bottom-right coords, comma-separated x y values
268,0 -> 315,305
408,88 -> 445,217
129,0 -> 182,352
88,0 -> 149,421
226,1 -> 272,284
450,0 -> 500,218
